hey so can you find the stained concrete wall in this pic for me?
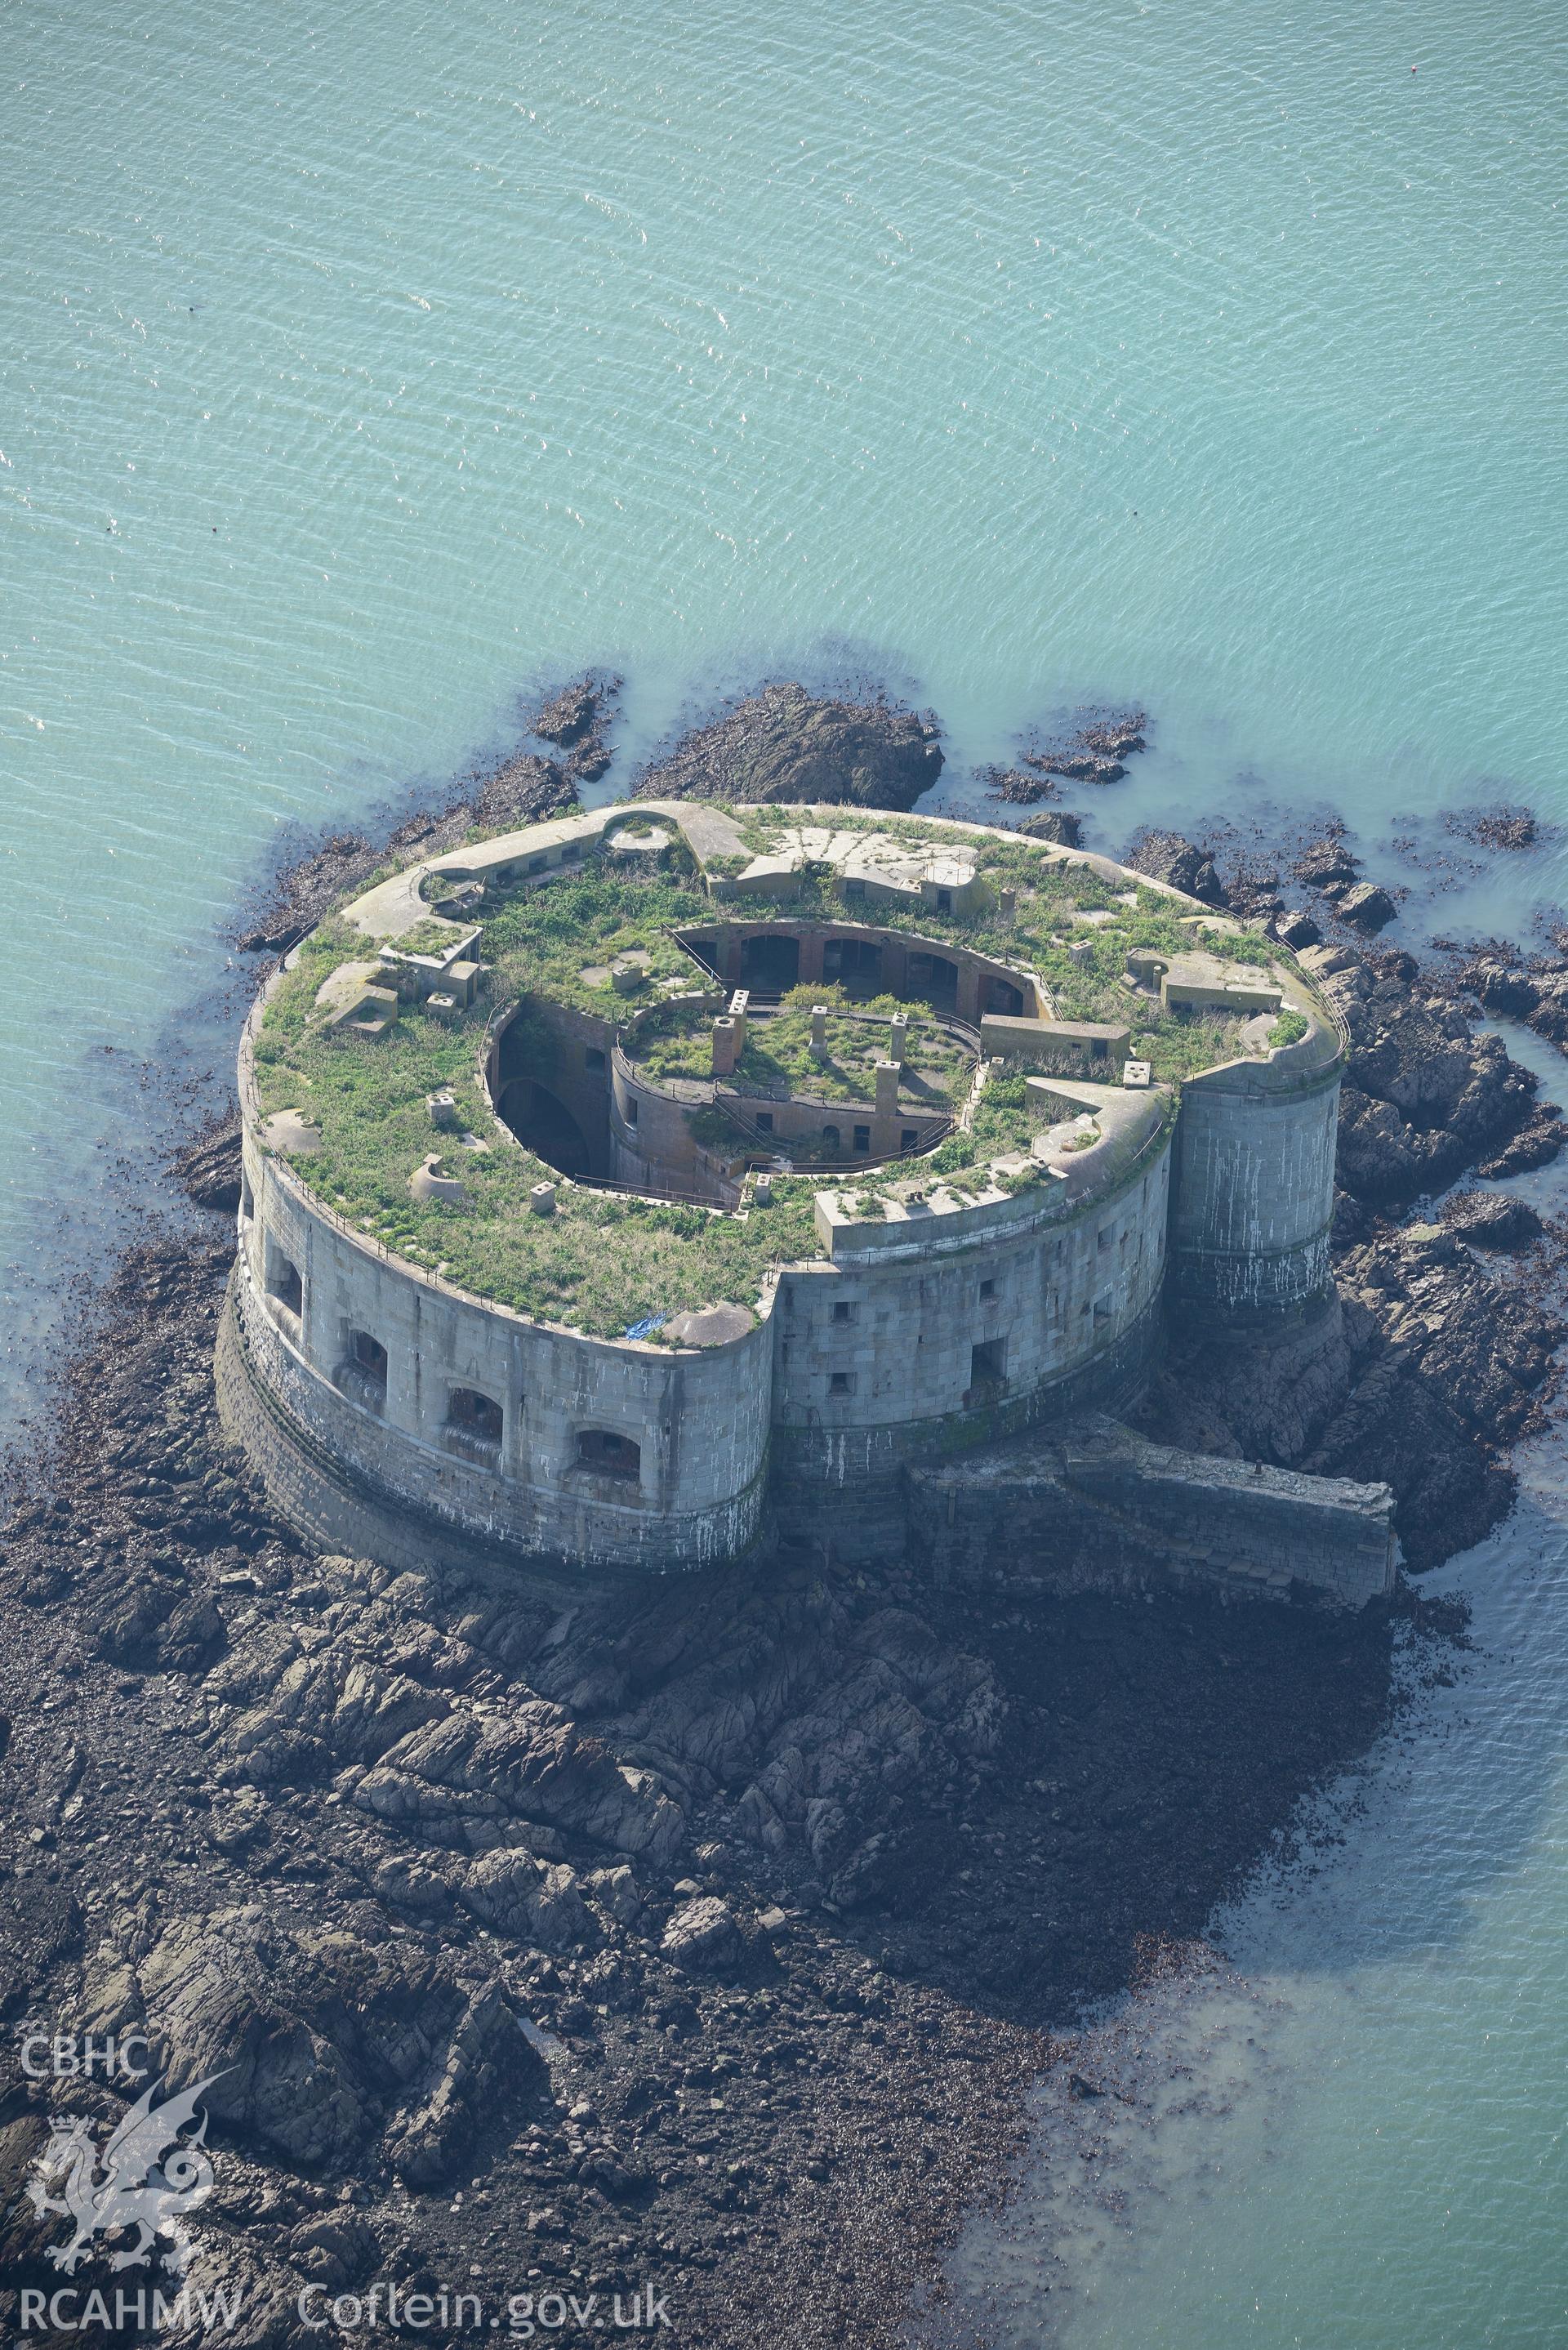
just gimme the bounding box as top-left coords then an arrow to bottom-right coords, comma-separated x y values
1167,1039 -> 1343,1335
771,1145 -> 1171,1439
237,1140 -> 772,1572
906,1416 -> 1395,1609
764,1130 -> 1174,1562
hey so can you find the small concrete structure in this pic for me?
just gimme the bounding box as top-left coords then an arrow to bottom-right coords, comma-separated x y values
409,1157 -> 469,1207
711,1017 -> 742,1077
981,1015 -> 1132,1073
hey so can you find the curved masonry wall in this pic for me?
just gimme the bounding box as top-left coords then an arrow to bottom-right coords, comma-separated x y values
1167,1045 -> 1343,1335
234,1137 -> 773,1573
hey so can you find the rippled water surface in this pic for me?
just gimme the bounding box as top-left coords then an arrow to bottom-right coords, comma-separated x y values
4,0 -> 1567,2339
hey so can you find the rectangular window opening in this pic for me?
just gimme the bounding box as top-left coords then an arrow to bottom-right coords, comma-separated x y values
585,1046 -> 607,1072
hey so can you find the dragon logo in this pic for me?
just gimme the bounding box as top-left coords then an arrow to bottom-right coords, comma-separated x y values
26,2072 -> 226,2276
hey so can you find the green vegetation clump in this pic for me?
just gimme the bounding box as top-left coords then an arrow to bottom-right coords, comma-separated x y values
1269,1009 -> 1310,1048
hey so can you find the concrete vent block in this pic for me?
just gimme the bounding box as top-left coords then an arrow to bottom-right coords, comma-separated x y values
1122,1059 -> 1152,1089
810,1006 -> 830,1059
529,1181 -> 557,1217
428,1090 -> 459,1130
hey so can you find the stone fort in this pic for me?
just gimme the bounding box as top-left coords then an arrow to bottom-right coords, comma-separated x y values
217,801 -> 1395,1608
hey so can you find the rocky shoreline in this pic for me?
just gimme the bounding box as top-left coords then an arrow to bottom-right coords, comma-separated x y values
1,687 -> 1562,2348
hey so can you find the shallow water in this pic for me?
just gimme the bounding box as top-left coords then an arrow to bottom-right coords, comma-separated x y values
3,0 -> 1567,2338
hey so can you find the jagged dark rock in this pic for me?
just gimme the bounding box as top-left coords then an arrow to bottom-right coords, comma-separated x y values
1123,828 -> 1225,904
1018,809 -> 1083,846
1294,836 -> 1361,894
531,674 -> 617,750
528,673 -> 621,783
176,1120 -> 243,1213
1337,881 -> 1397,931
640,682 -> 942,809
1441,1190 -> 1544,1250
983,766 -> 1061,805
1321,950 -> 1556,1206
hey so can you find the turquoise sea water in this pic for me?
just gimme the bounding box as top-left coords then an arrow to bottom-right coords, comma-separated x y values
3,1 -> 1566,2339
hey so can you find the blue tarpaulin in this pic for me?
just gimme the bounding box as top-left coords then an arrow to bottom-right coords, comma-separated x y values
624,1313 -> 666,1341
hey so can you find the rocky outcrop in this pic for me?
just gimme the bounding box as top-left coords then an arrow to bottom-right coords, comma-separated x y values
176,1120 -> 244,1213
1123,828 -> 1225,904
1336,881 -> 1396,931
1441,1189 -> 1544,1250
1459,942 -> 1568,1051
1018,809 -> 1083,847
76,1904 -> 534,2179
1294,835 -> 1361,894
640,682 -> 942,809
1312,948 -> 1558,1207
528,673 -> 621,783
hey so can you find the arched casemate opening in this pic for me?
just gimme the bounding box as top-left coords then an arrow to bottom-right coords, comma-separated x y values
905,948 -> 958,1009
575,1428 -> 641,1483
739,932 -> 800,994
337,1328 -> 388,1414
444,1386 -> 503,1466
822,936 -> 881,989
264,1237 -> 302,1322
